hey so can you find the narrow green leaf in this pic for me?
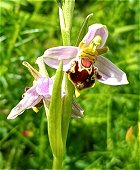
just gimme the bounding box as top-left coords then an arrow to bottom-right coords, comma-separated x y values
46,60 -> 64,158
62,73 -> 74,147
75,13 -> 93,46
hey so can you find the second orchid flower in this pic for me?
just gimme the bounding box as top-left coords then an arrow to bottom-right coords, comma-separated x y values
7,62 -> 83,119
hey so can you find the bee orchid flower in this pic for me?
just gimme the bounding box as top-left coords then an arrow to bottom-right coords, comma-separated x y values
7,62 -> 84,119
41,24 -> 128,92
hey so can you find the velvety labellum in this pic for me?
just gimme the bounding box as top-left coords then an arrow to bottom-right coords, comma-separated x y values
67,58 -> 97,90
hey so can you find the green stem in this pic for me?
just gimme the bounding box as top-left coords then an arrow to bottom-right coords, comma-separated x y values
59,6 -> 70,45
58,0 -> 75,45
52,156 -> 63,169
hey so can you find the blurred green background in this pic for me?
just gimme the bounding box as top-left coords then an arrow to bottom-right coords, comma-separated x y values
0,0 -> 139,169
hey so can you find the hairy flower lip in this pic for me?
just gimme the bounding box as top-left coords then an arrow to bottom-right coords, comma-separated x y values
66,59 -> 96,91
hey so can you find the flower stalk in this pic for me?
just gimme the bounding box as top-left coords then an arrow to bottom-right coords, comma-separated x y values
59,0 -> 75,45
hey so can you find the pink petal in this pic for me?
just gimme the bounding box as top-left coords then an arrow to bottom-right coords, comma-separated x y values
42,46 -> 78,71
36,77 -> 53,96
7,86 -> 42,119
94,56 -> 129,85
82,24 -> 108,48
